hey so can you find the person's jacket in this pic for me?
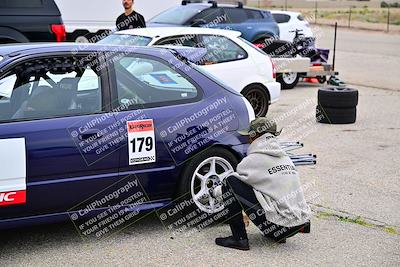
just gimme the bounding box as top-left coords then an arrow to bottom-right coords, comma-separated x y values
230,133 -> 311,227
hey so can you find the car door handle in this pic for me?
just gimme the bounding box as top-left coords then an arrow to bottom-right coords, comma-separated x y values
79,130 -> 102,141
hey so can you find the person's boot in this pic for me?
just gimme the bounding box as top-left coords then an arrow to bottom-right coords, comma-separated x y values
215,236 -> 250,251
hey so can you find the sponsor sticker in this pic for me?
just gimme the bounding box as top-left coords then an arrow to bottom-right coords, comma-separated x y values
127,119 -> 156,165
150,73 -> 177,85
0,190 -> 26,206
0,138 -> 27,206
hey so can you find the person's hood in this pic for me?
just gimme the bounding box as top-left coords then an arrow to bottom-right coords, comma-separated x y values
248,133 -> 287,158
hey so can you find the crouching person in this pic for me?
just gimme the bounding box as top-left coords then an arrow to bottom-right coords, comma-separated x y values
215,118 -> 312,250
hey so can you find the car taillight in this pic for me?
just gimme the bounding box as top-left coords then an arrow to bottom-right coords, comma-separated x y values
269,57 -> 276,79
51,24 -> 66,42
253,43 -> 265,49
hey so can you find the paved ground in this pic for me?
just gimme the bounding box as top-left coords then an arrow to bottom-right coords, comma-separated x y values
0,28 -> 399,266
314,25 -> 400,91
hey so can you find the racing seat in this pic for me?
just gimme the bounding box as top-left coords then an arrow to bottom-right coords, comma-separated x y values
9,83 -> 30,117
57,77 -> 79,110
12,85 -> 59,120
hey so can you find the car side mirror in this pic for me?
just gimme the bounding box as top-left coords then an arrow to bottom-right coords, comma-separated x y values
191,19 -> 207,27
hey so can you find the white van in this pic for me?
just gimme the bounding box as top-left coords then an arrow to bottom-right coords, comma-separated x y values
54,0 -> 181,42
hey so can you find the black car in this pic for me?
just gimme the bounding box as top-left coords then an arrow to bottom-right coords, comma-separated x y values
0,0 -> 65,43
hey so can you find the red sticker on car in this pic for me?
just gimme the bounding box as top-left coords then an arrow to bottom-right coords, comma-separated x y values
0,190 -> 26,206
127,119 -> 154,133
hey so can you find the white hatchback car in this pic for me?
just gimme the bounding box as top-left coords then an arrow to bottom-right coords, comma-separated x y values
271,11 -> 313,42
99,27 -> 281,117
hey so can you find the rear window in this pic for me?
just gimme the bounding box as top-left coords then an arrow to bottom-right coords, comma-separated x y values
246,9 -> 263,19
113,56 -> 199,108
198,35 -> 247,64
223,8 -> 248,23
99,34 -> 152,46
273,13 -> 291,24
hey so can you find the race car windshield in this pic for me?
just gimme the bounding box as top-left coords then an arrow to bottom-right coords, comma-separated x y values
98,34 -> 152,46
149,5 -> 206,25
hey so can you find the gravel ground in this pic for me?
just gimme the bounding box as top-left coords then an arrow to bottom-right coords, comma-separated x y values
0,28 -> 399,266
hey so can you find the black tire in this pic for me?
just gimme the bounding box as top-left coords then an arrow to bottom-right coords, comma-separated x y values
177,147 -> 239,214
316,105 -> 357,124
277,72 -> 300,90
317,76 -> 327,84
318,87 -> 358,108
242,84 -> 270,117
71,31 -> 93,43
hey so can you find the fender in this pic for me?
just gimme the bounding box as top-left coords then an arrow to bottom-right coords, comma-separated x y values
0,26 -> 29,43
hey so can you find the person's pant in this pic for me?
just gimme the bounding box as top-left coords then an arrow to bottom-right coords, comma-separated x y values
222,175 -> 307,241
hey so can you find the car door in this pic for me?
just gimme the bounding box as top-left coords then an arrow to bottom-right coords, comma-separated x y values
0,53 -> 121,220
107,52 -> 218,201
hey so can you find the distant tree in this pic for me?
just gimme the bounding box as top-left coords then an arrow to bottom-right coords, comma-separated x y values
381,1 -> 389,8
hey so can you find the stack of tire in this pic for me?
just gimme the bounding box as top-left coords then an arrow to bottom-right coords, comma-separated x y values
317,87 -> 359,124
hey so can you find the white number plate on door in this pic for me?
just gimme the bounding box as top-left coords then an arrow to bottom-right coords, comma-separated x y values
127,119 -> 156,165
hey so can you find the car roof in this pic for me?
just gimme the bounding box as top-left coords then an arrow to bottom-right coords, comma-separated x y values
115,27 -> 242,39
177,3 -> 266,11
270,10 -> 300,16
0,43 -> 169,58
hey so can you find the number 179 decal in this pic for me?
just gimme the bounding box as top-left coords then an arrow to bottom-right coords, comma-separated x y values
127,119 -> 156,165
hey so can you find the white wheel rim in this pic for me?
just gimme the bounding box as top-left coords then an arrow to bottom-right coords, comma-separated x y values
282,72 -> 297,84
75,36 -> 90,43
191,156 -> 234,214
